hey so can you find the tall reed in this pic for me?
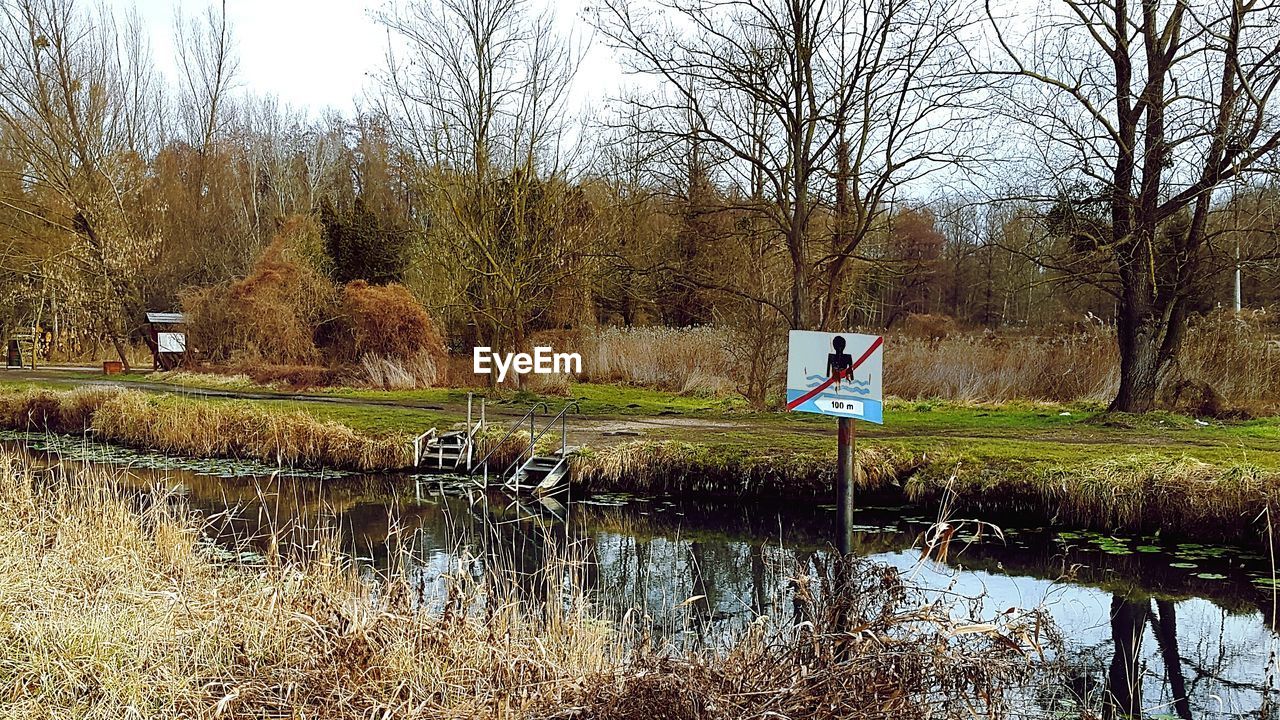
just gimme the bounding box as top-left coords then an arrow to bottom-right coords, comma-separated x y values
0,451 -> 1059,719
567,315 -> 1280,413
0,386 -> 408,470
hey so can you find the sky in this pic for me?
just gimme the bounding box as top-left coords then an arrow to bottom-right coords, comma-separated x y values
106,0 -> 625,117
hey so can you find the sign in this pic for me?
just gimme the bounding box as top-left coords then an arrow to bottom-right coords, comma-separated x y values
785,330 -> 883,423
157,332 -> 186,354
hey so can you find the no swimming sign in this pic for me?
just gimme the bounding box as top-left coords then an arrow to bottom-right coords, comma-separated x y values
785,331 -> 884,424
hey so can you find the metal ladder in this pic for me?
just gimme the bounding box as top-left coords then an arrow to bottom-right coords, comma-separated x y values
471,401 -> 579,496
411,393 -> 485,472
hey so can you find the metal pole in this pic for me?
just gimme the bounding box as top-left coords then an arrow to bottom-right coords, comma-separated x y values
837,417 -> 856,555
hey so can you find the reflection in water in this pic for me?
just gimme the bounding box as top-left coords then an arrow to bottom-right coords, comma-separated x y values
1106,594 -> 1150,719
6,436 -> 1280,717
1152,599 -> 1193,720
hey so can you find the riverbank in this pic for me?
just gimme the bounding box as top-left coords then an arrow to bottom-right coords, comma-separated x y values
2,371 -> 1279,545
0,449 -> 1051,719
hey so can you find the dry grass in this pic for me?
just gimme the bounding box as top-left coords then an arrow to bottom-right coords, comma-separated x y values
903,452 -> 1280,545
571,440 -> 915,498
568,313 -> 1279,414
0,451 -> 1058,720
886,331 -> 1120,405
358,352 -> 442,390
0,386 -> 408,471
0,453 -> 619,719
576,326 -> 738,396
45,340 -> 154,368
539,555 -> 1056,720
887,311 -> 1280,413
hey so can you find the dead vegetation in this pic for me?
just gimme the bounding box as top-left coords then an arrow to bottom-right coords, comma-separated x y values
569,440 -> 913,498
181,220 -> 335,366
0,450 -> 1060,720
556,313 -> 1279,415
180,221 -> 447,390
0,386 -> 407,470
575,326 -> 738,396
904,453 -> 1280,546
538,555 -> 1056,720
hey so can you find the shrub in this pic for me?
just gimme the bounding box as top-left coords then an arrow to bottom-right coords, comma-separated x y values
328,281 -> 444,363
182,218 -> 334,365
894,312 -> 958,340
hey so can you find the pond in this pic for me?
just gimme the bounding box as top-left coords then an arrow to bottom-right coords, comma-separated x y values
4,430 -> 1277,718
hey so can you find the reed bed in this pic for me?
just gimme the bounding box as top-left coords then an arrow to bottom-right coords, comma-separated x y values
0,452 -> 618,719
561,314 -> 1280,413
0,386 -> 408,471
886,332 -> 1120,405
571,440 -> 914,498
576,326 -> 738,395
0,451 -> 1059,720
541,557 -> 1058,720
904,452 -> 1280,545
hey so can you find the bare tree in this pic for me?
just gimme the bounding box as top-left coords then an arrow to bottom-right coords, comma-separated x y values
375,0 -> 588,371
174,0 -> 238,153
593,0 -> 979,330
0,0 -> 163,369
988,0 -> 1280,412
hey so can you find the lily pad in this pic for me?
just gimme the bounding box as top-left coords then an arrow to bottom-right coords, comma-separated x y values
1194,573 -> 1228,581
1169,562 -> 1198,569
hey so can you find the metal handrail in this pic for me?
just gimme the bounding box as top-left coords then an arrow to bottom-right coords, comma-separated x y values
526,401 -> 580,459
411,428 -> 438,467
471,401 -> 549,474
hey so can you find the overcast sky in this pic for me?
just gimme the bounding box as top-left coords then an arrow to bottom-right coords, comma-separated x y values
104,0 -> 625,117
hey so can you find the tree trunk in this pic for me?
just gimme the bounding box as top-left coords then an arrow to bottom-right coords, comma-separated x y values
1110,243 -> 1171,413
788,211 -> 810,330
110,333 -> 132,373
1112,305 -> 1164,413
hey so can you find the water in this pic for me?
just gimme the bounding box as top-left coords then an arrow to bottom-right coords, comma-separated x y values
5,431 -> 1278,718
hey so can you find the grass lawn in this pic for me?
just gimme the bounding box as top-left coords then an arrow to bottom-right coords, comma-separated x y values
4,373 -> 1278,467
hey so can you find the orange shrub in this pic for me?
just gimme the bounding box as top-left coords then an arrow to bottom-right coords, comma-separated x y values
182,219 -> 334,365
330,281 -> 443,362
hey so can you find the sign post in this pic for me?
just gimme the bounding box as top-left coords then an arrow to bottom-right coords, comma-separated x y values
786,331 -> 884,555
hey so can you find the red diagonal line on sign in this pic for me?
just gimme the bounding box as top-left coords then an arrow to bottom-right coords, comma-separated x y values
786,336 -> 883,411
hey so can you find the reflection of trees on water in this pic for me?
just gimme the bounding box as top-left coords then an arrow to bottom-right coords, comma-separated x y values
1057,591 -> 1271,719
1151,599 -> 1192,720
59,451 -> 1276,714
1105,594 -> 1151,719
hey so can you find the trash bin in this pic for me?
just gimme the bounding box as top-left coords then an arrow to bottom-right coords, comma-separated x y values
6,339 -> 21,368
